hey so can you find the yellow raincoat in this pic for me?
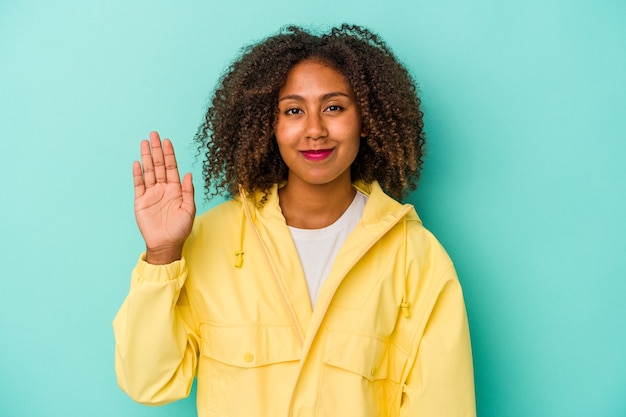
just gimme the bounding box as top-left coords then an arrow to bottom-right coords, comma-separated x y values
113,181 -> 475,416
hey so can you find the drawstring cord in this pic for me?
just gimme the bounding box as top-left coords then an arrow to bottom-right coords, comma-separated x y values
234,185 -> 247,268
400,216 -> 411,318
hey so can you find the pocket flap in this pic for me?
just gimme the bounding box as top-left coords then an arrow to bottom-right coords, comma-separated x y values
201,323 -> 301,368
324,331 -> 392,381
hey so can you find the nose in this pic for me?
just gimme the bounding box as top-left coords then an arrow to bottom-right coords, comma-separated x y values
305,113 -> 328,140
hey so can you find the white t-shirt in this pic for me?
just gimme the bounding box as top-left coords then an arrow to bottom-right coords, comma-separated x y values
287,191 -> 368,308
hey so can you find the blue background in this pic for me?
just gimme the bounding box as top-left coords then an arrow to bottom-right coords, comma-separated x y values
1,0 -> 625,416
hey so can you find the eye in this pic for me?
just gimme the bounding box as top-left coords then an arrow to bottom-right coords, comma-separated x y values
325,105 -> 343,112
285,108 -> 302,115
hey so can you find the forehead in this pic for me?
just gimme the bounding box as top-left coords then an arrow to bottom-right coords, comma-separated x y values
279,60 -> 353,96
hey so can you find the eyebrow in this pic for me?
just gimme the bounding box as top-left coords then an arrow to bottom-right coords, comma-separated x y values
278,92 -> 351,102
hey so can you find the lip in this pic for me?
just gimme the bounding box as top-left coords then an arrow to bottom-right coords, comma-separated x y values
301,148 -> 334,161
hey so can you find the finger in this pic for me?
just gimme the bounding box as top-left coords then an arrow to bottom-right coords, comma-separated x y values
162,139 -> 182,184
132,160 -> 145,198
150,131 -> 167,184
181,173 -> 196,216
140,139 -> 156,187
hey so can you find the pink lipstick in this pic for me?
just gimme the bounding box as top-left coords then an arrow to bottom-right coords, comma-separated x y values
301,149 -> 333,161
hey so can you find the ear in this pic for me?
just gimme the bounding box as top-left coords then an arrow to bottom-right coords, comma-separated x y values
360,131 -> 368,138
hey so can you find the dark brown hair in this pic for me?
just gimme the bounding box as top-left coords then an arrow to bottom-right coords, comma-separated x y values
195,24 -> 425,201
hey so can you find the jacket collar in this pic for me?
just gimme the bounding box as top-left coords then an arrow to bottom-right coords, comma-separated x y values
352,180 -> 422,229
238,180 -> 421,228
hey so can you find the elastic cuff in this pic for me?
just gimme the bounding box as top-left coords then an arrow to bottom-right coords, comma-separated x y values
132,252 -> 187,284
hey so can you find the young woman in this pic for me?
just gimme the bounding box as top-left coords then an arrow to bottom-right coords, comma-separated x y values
114,25 -> 475,416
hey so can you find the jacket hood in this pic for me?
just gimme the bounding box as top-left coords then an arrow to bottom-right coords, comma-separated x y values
237,180 -> 422,228
235,181 -> 421,318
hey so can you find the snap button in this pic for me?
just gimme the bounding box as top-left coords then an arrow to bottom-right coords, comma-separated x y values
370,367 -> 377,376
243,352 -> 254,362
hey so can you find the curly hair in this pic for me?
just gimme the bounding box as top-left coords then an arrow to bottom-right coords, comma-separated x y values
195,24 -> 425,201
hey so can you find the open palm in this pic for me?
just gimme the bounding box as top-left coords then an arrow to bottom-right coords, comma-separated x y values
133,132 -> 195,264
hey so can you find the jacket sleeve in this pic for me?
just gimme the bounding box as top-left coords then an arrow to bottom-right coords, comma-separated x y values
400,267 -> 476,417
113,254 -> 200,405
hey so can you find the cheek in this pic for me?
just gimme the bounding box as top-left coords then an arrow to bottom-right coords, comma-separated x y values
345,123 -> 363,155
341,134 -> 361,167
274,122 -> 297,146
348,139 -> 360,163
273,128 -> 295,161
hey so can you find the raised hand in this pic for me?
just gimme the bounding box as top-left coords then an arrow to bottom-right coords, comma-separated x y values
133,132 -> 196,264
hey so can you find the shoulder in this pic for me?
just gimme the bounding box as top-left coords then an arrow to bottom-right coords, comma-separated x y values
197,199 -> 241,222
186,185 -> 280,243
186,199 -> 242,243
407,217 -> 454,269
399,217 -> 462,320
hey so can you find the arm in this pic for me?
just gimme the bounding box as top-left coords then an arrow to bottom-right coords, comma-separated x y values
400,269 -> 476,417
113,256 -> 200,405
113,132 -> 199,404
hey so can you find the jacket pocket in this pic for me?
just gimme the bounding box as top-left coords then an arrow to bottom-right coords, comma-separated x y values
320,330 -> 408,416
198,323 -> 300,416
201,323 -> 300,367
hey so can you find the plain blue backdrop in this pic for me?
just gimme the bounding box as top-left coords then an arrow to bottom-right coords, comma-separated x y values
1,0 -> 625,416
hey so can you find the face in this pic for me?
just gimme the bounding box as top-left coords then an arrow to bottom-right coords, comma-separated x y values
275,59 -> 363,190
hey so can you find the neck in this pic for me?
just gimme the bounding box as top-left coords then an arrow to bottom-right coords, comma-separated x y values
279,177 -> 356,229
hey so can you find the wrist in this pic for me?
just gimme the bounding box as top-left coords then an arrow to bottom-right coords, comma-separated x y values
145,246 -> 183,265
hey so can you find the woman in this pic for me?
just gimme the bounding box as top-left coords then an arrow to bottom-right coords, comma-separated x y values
114,24 -> 475,416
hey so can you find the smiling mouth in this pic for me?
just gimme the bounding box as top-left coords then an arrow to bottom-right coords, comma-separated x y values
301,149 -> 333,161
